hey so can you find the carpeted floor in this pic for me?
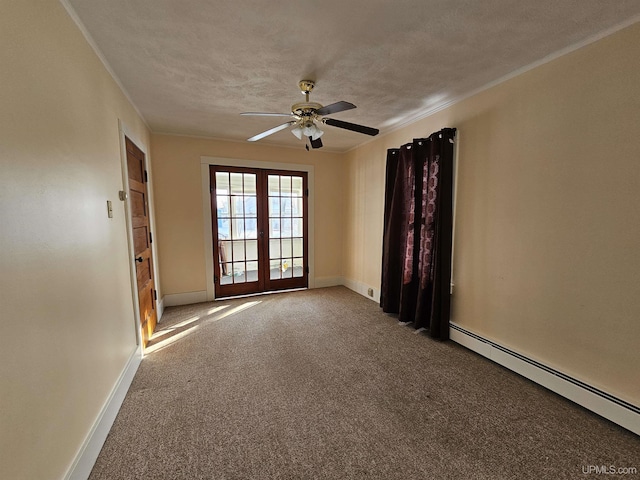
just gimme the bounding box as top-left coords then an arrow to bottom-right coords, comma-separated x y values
89,287 -> 639,479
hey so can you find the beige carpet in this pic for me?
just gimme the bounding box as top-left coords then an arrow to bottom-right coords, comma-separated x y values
89,287 -> 639,479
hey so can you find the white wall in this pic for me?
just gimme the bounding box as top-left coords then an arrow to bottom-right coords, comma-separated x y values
0,2 -> 149,478
344,22 -> 640,408
151,134 -> 346,296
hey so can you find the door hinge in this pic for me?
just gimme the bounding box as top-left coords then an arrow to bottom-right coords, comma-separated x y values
214,275 -> 219,283
153,289 -> 157,300
144,170 -> 148,183
149,231 -> 153,243
305,266 -> 310,274
305,188 -> 309,197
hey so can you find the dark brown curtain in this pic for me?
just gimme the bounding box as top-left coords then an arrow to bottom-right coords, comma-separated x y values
380,128 -> 456,340
380,148 -> 402,312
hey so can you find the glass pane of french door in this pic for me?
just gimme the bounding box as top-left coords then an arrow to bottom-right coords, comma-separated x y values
210,166 -> 307,298
212,168 -> 261,296
267,174 -> 305,281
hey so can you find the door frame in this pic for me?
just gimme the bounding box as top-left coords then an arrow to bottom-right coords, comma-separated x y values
201,156 -> 315,300
119,120 -> 162,346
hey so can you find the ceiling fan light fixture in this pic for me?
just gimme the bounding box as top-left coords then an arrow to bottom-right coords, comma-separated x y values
291,125 -> 304,140
311,126 -> 324,140
302,122 -> 323,140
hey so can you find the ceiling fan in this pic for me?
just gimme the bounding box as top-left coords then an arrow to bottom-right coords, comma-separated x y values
241,80 -> 379,150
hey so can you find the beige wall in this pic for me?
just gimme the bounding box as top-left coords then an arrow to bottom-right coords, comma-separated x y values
1,2 -> 637,477
0,2 -> 149,479
150,135 -> 346,296
345,23 -> 640,406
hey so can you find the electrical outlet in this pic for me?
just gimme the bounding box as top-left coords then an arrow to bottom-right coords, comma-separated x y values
367,288 -> 374,297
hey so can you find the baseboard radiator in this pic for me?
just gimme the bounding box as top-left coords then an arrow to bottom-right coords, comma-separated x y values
449,322 -> 640,436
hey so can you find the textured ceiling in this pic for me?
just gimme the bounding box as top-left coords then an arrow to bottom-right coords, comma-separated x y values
65,0 -> 640,152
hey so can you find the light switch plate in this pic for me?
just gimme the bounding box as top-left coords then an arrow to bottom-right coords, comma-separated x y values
107,200 -> 113,218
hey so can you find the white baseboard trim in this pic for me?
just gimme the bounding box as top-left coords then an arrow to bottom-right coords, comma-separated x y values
449,322 -> 640,436
313,276 -> 344,289
163,290 -> 208,307
64,346 -> 142,480
157,297 -> 165,322
164,281 -> 350,305
343,277 -> 380,303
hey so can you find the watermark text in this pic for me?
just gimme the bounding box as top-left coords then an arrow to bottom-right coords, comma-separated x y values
582,465 -> 638,475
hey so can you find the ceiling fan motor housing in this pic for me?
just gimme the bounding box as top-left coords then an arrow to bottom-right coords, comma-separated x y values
291,102 -> 322,118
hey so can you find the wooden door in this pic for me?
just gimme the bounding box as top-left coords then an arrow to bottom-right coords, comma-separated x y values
210,166 -> 308,298
126,137 -> 157,346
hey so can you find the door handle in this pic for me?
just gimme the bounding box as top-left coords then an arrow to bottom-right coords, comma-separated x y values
135,256 -> 144,263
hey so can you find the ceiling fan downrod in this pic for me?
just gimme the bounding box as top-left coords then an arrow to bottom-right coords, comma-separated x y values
299,80 -> 315,102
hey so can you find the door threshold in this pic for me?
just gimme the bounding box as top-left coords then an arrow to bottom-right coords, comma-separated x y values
215,287 -> 307,301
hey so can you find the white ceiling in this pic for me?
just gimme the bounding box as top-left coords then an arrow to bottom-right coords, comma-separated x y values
65,0 -> 640,152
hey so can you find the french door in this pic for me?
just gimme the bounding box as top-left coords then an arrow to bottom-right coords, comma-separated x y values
210,166 -> 308,298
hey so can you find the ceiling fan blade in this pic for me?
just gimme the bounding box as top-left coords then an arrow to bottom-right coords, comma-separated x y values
315,101 -> 356,116
309,136 -> 323,149
247,121 -> 295,142
241,112 -> 293,117
323,118 -> 379,136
